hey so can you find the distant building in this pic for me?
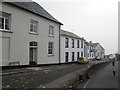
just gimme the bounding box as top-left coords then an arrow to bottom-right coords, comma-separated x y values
84,41 -> 89,58
84,41 -> 105,60
84,41 -> 95,59
92,43 -> 105,59
60,30 -> 85,63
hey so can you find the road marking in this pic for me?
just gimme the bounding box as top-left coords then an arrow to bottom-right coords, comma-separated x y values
83,78 -> 90,88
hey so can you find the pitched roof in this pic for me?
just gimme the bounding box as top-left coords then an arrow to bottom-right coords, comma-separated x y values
60,30 -> 84,40
6,2 -> 63,25
92,43 -> 105,50
92,43 -> 98,47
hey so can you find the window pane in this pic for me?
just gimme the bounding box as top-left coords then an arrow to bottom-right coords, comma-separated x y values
49,25 -> 54,36
30,42 -> 37,47
0,17 -> 4,29
30,20 -> 38,33
5,19 -> 9,30
0,17 -> 2,29
30,24 -> 33,32
48,42 -> 53,54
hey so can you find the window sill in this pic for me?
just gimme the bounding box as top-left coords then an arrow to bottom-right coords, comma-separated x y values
65,47 -> 69,48
0,30 -> 13,33
48,54 -> 54,57
48,35 -> 54,37
29,32 -> 39,35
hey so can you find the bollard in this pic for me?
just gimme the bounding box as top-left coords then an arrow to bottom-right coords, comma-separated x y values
86,73 -> 91,79
112,61 -> 115,76
112,61 -> 115,66
79,75 -> 83,82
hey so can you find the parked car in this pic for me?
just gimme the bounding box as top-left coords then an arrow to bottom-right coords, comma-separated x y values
109,54 -> 116,60
77,57 -> 89,64
95,56 -> 101,60
88,57 -> 95,61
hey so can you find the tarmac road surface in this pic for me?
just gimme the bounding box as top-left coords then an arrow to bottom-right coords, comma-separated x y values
84,60 -> 118,88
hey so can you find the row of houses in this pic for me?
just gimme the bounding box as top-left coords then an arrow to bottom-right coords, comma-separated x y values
0,1 -> 105,67
61,30 -> 105,63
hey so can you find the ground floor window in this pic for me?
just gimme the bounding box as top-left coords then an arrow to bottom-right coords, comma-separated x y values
77,52 -> 80,59
72,52 -> 74,61
65,52 -> 69,62
81,52 -> 83,57
48,42 -> 54,55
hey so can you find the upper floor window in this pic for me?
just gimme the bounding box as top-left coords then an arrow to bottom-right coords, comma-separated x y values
49,25 -> 54,36
30,19 -> 38,33
48,42 -> 54,55
65,38 -> 69,48
81,41 -> 83,48
77,40 -> 79,48
0,12 -> 11,31
72,39 -> 74,48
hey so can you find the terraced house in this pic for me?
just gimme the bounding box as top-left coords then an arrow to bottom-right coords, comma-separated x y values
60,30 -> 85,63
0,1 -> 62,66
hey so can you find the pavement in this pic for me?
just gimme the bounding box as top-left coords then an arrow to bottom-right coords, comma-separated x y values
77,60 -> 119,89
1,59 -> 110,89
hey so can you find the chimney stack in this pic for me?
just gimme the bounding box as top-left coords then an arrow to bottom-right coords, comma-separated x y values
90,41 -> 92,43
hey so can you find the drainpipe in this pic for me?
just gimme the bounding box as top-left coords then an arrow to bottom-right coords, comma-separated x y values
59,25 -> 61,64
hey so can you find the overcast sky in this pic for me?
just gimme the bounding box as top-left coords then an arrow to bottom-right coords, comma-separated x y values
33,0 -> 119,55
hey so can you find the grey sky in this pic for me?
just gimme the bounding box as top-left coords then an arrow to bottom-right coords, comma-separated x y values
33,0 -> 119,55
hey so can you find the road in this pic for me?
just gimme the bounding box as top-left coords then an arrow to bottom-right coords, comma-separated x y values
2,61 -> 98,88
2,60 -> 109,89
83,60 -> 119,88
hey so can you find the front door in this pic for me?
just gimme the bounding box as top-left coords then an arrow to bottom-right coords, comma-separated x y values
29,48 -> 37,65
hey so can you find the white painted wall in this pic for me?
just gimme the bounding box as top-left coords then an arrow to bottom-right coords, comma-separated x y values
60,35 -> 84,63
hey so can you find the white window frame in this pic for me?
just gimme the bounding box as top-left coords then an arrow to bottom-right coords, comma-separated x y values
49,25 -> 54,36
81,52 -> 83,57
72,39 -> 74,48
81,41 -> 83,48
77,40 -> 79,48
30,42 -> 38,48
65,52 -> 69,62
72,52 -> 75,61
30,19 -> 38,34
65,37 -> 69,48
48,42 -> 54,55
0,13 -> 11,31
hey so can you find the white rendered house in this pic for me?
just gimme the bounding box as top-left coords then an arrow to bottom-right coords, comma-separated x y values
60,30 -> 85,63
0,1 -> 62,66
93,43 -> 105,59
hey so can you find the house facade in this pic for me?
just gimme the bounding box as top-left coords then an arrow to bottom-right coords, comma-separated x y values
84,41 -> 105,59
84,41 -> 89,58
0,2 -> 62,66
60,30 -> 84,63
84,41 -> 95,59
93,43 -> 105,59
88,41 -> 95,59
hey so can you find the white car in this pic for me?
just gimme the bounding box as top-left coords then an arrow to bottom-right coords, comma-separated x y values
109,54 -> 115,60
95,56 -> 101,60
